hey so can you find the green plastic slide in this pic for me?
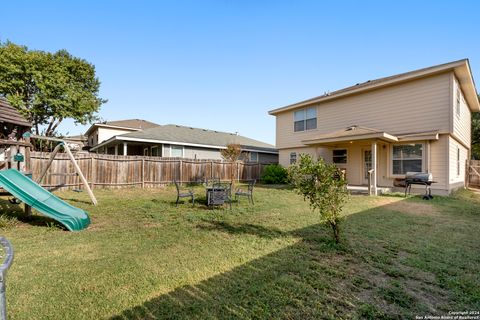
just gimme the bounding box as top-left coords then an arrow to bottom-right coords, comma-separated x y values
0,169 -> 90,231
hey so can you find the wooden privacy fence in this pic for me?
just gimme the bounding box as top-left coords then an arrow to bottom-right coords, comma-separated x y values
30,152 -> 270,189
467,160 -> 480,189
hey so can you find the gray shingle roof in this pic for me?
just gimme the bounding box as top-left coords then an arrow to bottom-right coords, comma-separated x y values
269,59 -> 476,114
120,124 -> 277,152
105,119 -> 160,130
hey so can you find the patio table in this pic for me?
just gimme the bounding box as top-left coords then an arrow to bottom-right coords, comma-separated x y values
206,186 -> 227,207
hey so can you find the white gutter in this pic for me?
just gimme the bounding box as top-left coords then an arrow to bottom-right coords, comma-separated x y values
90,136 -> 278,153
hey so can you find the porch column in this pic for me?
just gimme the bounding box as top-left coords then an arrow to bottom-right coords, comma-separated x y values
123,142 -> 128,156
114,144 -> 118,156
371,141 -> 378,195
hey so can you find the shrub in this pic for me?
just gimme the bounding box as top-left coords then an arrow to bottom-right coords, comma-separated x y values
288,154 -> 348,243
261,164 -> 288,184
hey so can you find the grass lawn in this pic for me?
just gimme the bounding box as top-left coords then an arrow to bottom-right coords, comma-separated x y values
0,184 -> 479,319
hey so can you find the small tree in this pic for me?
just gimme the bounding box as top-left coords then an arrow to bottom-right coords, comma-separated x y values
288,154 -> 348,243
221,144 -> 242,187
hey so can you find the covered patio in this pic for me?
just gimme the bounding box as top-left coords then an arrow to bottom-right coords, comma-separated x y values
301,126 -> 439,195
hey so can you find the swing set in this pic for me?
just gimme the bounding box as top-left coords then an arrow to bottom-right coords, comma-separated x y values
24,133 -> 98,206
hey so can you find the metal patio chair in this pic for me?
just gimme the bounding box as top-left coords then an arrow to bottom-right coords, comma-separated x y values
235,180 -> 256,205
174,180 -> 195,207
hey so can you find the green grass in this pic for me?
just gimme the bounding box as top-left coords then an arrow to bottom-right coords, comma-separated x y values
0,185 -> 479,319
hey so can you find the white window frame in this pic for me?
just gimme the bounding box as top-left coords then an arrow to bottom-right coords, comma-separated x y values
249,152 -> 258,162
390,143 -> 424,177
293,107 -> 317,132
143,147 -> 149,156
171,144 -> 184,158
332,149 -> 348,165
456,88 -> 461,118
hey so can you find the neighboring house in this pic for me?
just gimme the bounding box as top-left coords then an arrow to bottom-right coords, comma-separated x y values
88,123 -> 278,163
85,119 -> 160,148
269,59 -> 479,195
64,134 -> 88,149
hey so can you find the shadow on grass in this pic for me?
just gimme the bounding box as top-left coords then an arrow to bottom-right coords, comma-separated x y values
197,220 -> 286,239
108,193 -> 480,319
59,197 -> 93,205
0,198 -> 65,229
111,223 -> 346,320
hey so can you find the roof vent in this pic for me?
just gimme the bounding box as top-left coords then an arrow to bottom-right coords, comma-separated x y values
346,125 -> 358,131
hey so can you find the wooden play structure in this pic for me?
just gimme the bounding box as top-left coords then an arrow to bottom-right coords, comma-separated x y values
0,97 -> 97,212
0,98 -> 33,212
26,134 -> 97,205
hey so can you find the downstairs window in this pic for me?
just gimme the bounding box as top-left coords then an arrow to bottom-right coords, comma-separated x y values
392,144 -> 423,175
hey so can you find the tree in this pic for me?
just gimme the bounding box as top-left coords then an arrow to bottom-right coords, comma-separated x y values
288,154 -> 348,244
472,94 -> 480,159
220,144 -> 243,188
0,41 -> 106,136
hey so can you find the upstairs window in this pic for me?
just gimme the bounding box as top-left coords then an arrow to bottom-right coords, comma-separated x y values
392,144 -> 423,175
294,107 -> 317,132
332,149 -> 347,164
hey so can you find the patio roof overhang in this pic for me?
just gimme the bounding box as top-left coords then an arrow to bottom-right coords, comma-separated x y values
301,126 -> 440,146
301,126 -> 398,146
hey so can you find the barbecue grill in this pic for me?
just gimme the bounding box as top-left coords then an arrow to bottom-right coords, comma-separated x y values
404,172 -> 435,200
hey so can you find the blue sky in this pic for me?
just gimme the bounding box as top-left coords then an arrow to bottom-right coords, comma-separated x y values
1,0 -> 479,144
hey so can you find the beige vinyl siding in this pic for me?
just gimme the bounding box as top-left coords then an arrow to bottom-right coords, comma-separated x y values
97,127 -> 136,144
275,73 -> 451,149
452,78 -> 472,147
278,147 -> 319,167
428,134 -> 449,193
448,136 -> 468,187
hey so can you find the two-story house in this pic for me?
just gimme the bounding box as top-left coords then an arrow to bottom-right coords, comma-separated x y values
269,59 -> 479,195
84,119 -> 160,148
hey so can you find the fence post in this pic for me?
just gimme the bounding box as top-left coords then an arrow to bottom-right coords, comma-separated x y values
237,162 -> 240,182
179,159 -> 183,183
210,161 -> 214,179
142,158 -> 145,189
90,156 -> 96,190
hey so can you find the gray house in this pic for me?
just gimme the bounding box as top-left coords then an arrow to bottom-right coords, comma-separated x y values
87,122 -> 278,163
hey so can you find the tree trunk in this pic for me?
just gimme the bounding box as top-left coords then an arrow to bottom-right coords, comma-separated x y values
45,117 -> 63,136
49,118 -> 63,135
331,222 -> 340,244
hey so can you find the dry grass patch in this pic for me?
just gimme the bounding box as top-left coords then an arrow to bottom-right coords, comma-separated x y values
374,196 -> 440,216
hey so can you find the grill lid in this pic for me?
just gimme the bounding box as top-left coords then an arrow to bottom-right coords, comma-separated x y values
405,172 -> 433,183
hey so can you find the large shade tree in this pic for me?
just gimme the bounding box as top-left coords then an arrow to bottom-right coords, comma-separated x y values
0,42 -> 106,136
